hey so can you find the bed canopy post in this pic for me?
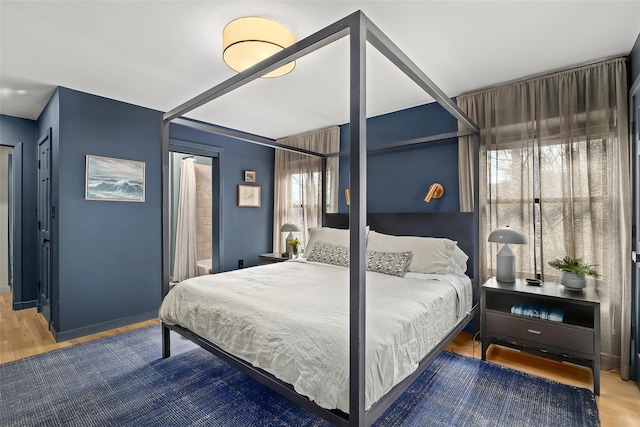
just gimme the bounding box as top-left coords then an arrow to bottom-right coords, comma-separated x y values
161,120 -> 171,358
348,12 -> 367,427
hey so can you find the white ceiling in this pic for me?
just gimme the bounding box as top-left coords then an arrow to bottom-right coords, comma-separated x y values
1,1 -> 639,139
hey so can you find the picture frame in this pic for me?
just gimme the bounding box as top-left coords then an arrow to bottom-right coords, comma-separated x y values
85,155 -> 145,202
238,184 -> 261,207
244,170 -> 256,182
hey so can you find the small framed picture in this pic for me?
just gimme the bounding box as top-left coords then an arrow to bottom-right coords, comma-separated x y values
244,170 -> 256,182
238,185 -> 261,207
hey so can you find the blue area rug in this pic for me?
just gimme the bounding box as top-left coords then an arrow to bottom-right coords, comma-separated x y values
0,324 -> 599,426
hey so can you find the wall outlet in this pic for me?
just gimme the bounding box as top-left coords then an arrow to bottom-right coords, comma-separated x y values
238,259 -> 243,269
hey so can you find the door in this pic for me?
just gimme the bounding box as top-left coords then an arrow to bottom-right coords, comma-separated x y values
632,80 -> 640,388
37,129 -> 52,322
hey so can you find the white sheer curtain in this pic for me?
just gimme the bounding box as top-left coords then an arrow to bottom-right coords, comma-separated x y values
173,158 -> 198,282
458,58 -> 631,377
273,127 -> 340,255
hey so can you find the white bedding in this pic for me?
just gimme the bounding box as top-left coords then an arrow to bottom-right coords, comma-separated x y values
159,259 -> 472,413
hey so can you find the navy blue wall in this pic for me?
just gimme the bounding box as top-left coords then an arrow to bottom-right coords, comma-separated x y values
0,114 -> 38,307
45,88 -> 163,339
170,124 -> 274,271
338,102 -> 459,213
630,32 -> 640,86
26,86 -> 274,340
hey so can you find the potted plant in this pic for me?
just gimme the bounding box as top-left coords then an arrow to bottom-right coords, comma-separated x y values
548,256 -> 600,290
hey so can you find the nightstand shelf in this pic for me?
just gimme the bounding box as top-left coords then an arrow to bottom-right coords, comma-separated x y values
481,278 -> 600,395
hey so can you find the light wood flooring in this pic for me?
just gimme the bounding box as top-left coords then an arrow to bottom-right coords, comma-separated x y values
0,292 -> 158,363
1,292 -> 639,425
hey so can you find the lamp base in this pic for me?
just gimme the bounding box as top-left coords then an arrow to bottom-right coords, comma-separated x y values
496,244 -> 516,282
285,231 -> 294,256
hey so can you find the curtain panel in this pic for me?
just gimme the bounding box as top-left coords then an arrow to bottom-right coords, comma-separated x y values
458,58 -> 631,377
273,127 -> 340,255
173,158 -> 198,282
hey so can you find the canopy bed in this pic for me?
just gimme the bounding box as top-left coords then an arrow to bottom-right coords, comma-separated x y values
160,11 -> 480,427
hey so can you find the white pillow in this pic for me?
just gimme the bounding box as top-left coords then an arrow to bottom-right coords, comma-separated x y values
366,230 -> 456,275
303,226 -> 369,259
445,245 -> 469,276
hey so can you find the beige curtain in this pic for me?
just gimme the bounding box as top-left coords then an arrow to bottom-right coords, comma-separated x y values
173,158 -> 198,282
273,127 -> 340,255
458,58 -> 631,377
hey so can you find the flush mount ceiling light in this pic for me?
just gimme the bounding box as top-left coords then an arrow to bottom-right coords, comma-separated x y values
223,16 -> 296,78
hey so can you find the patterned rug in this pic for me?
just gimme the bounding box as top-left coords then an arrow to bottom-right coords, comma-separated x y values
0,325 -> 599,426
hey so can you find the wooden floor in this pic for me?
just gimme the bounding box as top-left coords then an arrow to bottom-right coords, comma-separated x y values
1,291 -> 639,426
0,292 -> 158,364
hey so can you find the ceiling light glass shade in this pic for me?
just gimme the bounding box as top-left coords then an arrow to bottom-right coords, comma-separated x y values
223,17 -> 296,78
488,226 -> 528,244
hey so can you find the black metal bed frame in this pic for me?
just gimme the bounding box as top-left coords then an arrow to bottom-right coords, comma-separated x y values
160,10 -> 480,427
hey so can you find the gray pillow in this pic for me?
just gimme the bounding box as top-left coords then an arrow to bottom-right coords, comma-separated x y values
306,242 -> 350,267
366,249 -> 413,277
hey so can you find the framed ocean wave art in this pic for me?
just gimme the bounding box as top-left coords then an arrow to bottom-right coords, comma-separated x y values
85,155 -> 145,202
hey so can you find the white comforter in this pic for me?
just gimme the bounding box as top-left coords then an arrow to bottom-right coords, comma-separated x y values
159,259 -> 472,413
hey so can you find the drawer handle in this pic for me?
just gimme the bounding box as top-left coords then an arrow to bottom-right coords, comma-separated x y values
527,329 -> 542,335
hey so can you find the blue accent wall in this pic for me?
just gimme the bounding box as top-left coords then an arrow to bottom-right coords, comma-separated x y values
41,87 -> 163,339
630,32 -> 640,86
0,114 -> 38,306
169,124 -> 274,271
338,102 -> 459,213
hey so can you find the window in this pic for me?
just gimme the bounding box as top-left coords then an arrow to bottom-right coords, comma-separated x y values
288,170 -> 332,249
487,137 -> 608,279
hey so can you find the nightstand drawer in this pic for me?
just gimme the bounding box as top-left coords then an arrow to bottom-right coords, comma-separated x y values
485,311 -> 594,356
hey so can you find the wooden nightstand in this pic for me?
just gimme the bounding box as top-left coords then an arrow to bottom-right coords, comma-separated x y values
258,252 -> 289,266
481,277 -> 601,395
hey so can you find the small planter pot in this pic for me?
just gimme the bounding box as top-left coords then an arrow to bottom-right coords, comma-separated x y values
560,271 -> 587,291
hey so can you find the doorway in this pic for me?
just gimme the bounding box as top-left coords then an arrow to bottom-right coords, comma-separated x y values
0,146 -> 13,295
0,142 -> 23,311
632,77 -> 640,388
169,141 -> 222,283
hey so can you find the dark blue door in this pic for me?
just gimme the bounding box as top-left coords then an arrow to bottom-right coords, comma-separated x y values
37,129 -> 51,323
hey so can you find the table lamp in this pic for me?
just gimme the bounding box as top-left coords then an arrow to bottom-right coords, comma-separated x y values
281,222 -> 300,256
488,226 -> 528,282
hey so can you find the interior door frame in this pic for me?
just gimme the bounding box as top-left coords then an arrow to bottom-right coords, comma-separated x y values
631,74 -> 640,387
168,139 -> 223,278
0,142 -> 23,308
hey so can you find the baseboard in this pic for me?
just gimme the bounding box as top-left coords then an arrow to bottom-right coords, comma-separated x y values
51,310 -> 158,342
0,285 -> 10,294
13,299 -> 38,310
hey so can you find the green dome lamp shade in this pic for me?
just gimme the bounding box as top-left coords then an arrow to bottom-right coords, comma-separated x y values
223,17 -> 296,78
488,226 -> 528,282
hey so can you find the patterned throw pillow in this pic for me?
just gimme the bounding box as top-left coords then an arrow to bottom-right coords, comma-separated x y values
306,242 -> 350,268
307,242 -> 412,277
366,250 -> 413,277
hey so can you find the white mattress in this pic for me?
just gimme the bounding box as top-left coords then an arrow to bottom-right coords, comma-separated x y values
159,259 -> 472,413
